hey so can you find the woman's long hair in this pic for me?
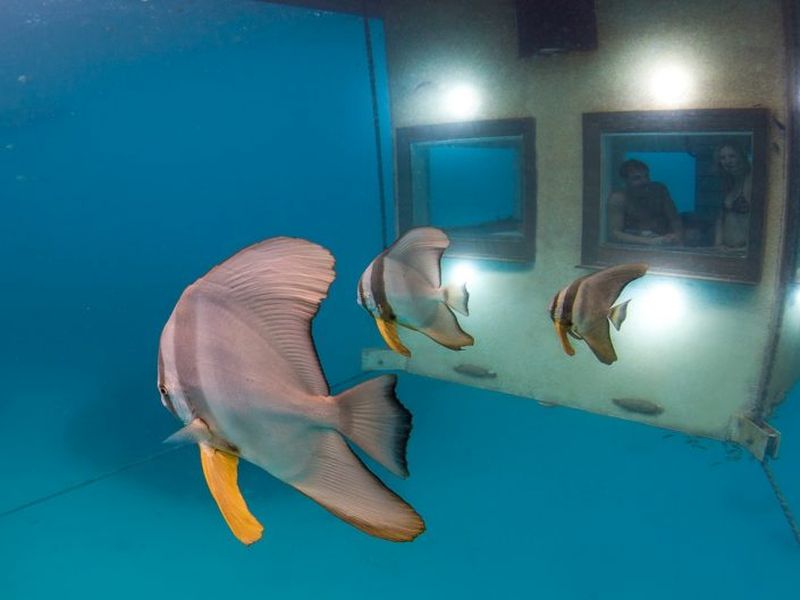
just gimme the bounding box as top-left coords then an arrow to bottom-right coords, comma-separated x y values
713,142 -> 752,193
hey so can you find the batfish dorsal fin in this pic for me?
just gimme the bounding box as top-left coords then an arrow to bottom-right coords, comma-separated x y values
572,263 -> 647,330
198,237 -> 335,396
386,227 -> 449,289
581,264 -> 647,312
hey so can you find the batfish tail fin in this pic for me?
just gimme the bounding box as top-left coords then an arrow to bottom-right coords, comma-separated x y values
334,374 -> 411,478
444,282 -> 469,316
608,299 -> 631,331
290,432 -> 425,542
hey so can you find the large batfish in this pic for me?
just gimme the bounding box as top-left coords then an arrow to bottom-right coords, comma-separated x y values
549,263 -> 648,365
157,237 -> 425,544
357,227 -> 473,357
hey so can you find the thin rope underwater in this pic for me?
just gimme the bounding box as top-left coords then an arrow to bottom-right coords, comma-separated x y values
0,445 -> 181,521
0,371 -> 373,522
760,458 -> 800,546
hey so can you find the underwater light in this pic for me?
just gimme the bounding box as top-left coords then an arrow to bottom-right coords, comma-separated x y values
649,62 -> 693,106
792,285 -> 800,308
633,281 -> 687,330
447,261 -> 477,287
443,83 -> 481,119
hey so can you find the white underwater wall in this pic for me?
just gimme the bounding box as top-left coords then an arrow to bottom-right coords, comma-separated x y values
376,0 -> 791,441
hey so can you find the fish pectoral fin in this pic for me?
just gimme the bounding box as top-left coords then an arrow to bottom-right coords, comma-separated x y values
554,321 -> 576,356
580,320 -> 617,365
163,418 -> 211,445
375,317 -> 411,357
199,443 -> 264,545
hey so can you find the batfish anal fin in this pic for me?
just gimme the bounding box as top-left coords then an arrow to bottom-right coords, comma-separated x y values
289,431 -> 425,542
199,443 -> 264,545
554,321 -> 576,356
416,304 -> 474,351
608,299 -> 631,331
386,227 -> 449,289
163,418 -> 212,445
580,320 -> 617,365
375,317 -> 411,357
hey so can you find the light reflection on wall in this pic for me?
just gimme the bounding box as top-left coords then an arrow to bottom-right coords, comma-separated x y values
626,279 -> 688,333
442,83 -> 481,119
411,79 -> 482,121
648,61 -> 694,107
445,259 -> 478,287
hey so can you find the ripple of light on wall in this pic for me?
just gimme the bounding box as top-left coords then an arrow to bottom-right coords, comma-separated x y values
442,83 -> 481,119
649,62 -> 694,106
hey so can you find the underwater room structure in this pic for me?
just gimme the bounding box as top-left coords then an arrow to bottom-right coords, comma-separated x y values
1,0 -> 799,598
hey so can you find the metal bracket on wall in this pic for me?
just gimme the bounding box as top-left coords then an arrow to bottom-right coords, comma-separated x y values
734,415 -> 781,461
361,348 -> 408,372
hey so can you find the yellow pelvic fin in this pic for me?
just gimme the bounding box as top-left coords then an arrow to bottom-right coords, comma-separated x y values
375,317 -> 411,357
554,321 -> 576,357
199,443 -> 264,545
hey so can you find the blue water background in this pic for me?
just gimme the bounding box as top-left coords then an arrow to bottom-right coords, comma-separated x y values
0,2 -> 797,598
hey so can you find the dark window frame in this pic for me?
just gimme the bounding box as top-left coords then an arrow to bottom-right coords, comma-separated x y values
396,117 -> 537,263
581,108 -> 770,283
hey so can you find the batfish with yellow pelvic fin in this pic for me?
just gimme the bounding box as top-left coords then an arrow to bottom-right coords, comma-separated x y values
157,237 -> 425,544
357,227 -> 473,357
549,263 -> 648,365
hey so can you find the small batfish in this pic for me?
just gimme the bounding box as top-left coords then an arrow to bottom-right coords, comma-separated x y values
158,237 -> 424,544
453,363 -> 497,379
357,227 -> 474,357
612,397 -> 664,416
549,263 -> 647,365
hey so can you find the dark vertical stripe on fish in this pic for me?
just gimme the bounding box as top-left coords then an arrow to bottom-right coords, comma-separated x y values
358,272 -> 368,308
173,297 -> 208,421
556,276 -> 586,324
157,347 -> 178,417
370,252 -> 395,320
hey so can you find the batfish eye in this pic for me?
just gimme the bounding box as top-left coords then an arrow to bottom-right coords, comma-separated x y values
158,384 -> 168,396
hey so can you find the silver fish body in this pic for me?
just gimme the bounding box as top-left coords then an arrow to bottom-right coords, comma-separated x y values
549,263 -> 648,364
158,237 -> 424,543
357,227 -> 473,355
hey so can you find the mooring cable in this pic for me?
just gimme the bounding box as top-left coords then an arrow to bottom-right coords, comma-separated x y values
760,458 -> 800,546
0,371 -> 376,522
0,445 -> 182,521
